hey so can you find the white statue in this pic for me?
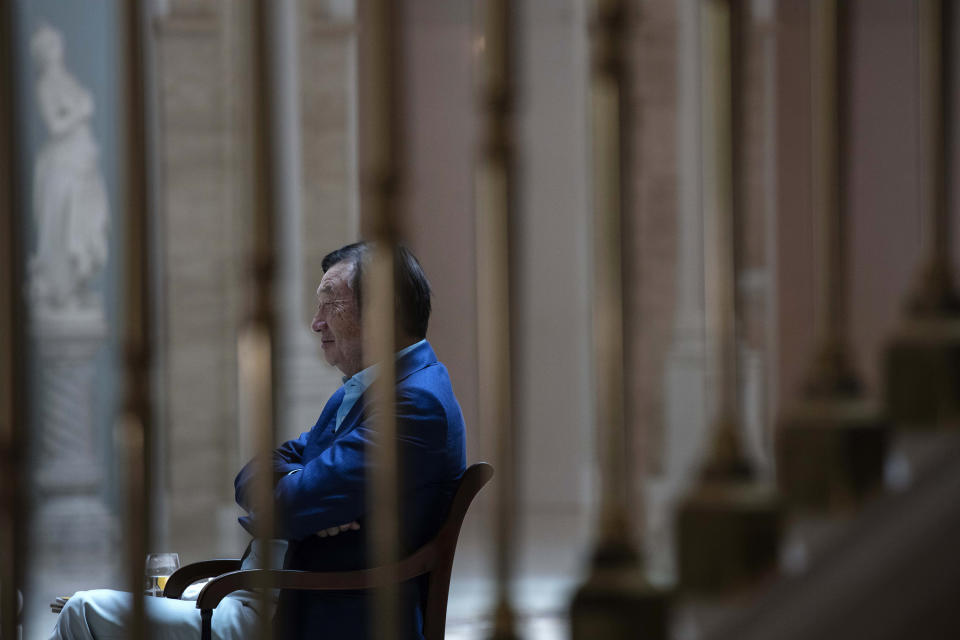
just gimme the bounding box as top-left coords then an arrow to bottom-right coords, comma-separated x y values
29,23 -> 109,311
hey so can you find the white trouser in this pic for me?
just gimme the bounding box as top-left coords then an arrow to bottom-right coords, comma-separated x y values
49,540 -> 288,640
49,590 -> 259,640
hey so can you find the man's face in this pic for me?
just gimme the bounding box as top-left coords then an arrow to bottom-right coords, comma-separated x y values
311,261 -> 363,377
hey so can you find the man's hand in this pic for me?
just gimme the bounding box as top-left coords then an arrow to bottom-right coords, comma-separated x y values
317,521 -> 360,538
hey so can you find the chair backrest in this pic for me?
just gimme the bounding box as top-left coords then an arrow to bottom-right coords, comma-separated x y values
422,462 -> 494,640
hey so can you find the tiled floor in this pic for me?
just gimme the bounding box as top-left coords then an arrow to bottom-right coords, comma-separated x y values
445,610 -> 569,640
441,505 -> 592,640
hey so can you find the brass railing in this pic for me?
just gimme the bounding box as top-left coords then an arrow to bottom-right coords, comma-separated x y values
243,2 -> 281,639
118,1 -> 154,637
0,2 -> 26,637
475,1 -> 520,638
360,1 -> 404,638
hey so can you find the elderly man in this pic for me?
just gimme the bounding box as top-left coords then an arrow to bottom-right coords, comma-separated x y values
52,242 -> 467,640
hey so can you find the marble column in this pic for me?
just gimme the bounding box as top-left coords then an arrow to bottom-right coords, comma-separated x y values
644,0 -> 707,584
735,0 -> 778,478
643,0 -> 778,583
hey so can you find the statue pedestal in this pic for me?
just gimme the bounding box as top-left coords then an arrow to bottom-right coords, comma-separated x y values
30,304 -> 118,561
31,495 -> 118,557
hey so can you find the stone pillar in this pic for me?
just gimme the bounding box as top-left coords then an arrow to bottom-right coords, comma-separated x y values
153,0 -> 362,560
277,0 -> 360,444
154,0 -> 249,558
274,0 -> 318,444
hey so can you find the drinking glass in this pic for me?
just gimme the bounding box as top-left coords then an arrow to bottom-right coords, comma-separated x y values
145,553 -> 180,596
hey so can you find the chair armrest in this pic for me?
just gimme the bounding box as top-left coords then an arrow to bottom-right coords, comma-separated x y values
196,544 -> 438,610
163,560 -> 242,599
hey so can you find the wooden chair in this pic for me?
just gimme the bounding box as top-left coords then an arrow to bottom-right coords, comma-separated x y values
164,462 -> 493,640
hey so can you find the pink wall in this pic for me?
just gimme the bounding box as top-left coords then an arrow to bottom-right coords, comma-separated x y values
776,0 -> 932,409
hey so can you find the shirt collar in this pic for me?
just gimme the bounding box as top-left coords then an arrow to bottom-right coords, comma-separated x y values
340,338 -> 427,392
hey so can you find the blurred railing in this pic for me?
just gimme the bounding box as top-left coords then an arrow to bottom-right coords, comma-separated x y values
4,2 -> 960,639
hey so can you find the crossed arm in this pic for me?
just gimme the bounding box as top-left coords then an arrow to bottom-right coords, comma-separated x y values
234,388 -> 450,542
280,466 -> 359,538
234,430 -> 364,540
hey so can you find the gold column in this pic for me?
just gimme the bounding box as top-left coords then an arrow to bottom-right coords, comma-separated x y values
237,2 -> 280,639
568,1 -> 669,636
476,1 -> 519,638
118,1 -> 153,636
0,2 -> 26,637
359,1 -> 402,638
776,0 -> 888,511
676,0 -> 780,594
884,0 -> 960,430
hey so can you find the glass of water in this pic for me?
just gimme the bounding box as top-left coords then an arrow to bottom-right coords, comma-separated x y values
145,553 -> 180,596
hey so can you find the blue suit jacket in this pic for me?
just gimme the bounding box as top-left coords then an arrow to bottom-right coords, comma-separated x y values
234,340 -> 467,639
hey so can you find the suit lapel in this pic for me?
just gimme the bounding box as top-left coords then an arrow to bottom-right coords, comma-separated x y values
306,386 -> 347,451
